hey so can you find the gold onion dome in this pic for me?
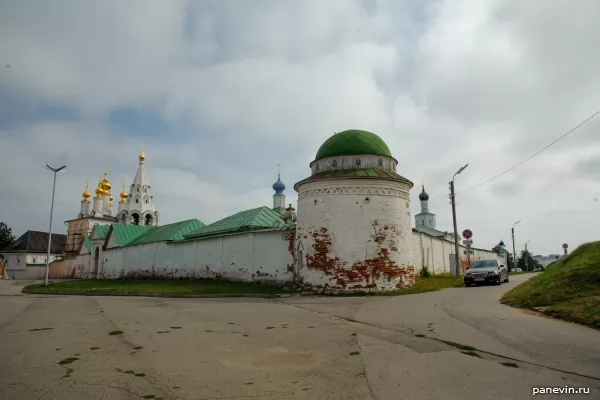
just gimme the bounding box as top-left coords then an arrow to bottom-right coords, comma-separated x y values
100,174 -> 112,191
139,151 -> 145,161
95,185 -> 104,198
82,185 -> 91,201
119,190 -> 128,202
109,194 -> 114,202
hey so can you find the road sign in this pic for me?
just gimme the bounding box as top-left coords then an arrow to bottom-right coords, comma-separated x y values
562,243 -> 568,249
462,229 -> 473,240
463,250 -> 474,255
463,239 -> 473,245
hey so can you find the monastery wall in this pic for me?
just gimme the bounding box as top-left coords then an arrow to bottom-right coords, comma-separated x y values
88,230 -> 295,284
63,228 -> 502,286
411,231 -> 505,274
49,256 -> 92,279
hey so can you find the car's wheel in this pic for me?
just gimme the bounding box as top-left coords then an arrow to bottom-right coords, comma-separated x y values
465,282 -> 471,287
495,278 -> 502,285
505,274 -> 509,283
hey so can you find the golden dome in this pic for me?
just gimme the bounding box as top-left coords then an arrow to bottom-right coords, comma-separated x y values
82,185 -> 91,201
109,194 -> 114,202
139,151 -> 145,161
95,186 -> 104,198
100,174 -> 112,191
119,190 -> 128,203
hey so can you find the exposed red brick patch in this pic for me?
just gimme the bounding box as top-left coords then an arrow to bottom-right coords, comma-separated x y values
303,222 -> 415,292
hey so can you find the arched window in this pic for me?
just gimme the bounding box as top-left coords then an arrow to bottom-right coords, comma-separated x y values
136,199 -> 139,204
132,213 -> 140,225
145,214 -> 152,225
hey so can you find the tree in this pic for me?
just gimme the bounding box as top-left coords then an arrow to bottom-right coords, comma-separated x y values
517,250 -> 539,271
0,222 -> 16,249
506,253 -> 515,271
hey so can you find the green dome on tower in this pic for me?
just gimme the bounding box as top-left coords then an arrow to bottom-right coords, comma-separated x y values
314,130 -> 392,161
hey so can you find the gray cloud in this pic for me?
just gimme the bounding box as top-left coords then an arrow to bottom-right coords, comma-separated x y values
574,157 -> 600,181
1,0 -> 599,254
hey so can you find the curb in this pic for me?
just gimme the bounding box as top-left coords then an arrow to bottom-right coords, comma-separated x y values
21,290 -> 318,299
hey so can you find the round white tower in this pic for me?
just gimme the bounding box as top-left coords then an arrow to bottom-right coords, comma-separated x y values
294,129 -> 415,292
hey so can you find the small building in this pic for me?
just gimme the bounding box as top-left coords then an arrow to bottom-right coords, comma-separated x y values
0,231 -> 66,279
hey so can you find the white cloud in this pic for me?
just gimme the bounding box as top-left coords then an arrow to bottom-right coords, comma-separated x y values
0,0 -> 599,254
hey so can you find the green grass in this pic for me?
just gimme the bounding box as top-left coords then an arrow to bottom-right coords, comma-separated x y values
23,274 -> 464,297
23,279 -> 294,296
501,241 -> 600,329
331,274 -> 465,297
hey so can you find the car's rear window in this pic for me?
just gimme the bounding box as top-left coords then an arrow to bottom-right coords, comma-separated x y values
470,260 -> 498,268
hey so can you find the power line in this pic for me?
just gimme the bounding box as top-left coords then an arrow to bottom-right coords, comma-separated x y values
457,107 -> 600,195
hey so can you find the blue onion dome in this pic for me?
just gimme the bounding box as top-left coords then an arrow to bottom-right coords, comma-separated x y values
272,174 -> 286,195
419,185 -> 429,201
499,240 -> 505,246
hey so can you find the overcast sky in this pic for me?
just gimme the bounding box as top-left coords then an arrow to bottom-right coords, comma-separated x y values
1,0 -> 599,255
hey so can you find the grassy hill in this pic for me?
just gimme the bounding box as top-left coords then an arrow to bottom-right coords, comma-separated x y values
501,240 -> 600,329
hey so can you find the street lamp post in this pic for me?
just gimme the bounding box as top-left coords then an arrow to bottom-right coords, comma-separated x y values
525,240 -> 532,271
511,221 -> 521,272
44,165 -> 66,286
450,164 -> 468,277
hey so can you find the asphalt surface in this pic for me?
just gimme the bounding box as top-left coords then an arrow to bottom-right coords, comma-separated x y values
1,275 -> 598,400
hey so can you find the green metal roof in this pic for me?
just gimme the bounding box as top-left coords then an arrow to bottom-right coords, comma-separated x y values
125,219 -> 205,247
314,130 -> 392,161
83,235 -> 92,252
294,168 -> 414,190
182,226 -> 294,242
110,224 -> 154,247
93,225 -> 110,239
186,206 -> 294,239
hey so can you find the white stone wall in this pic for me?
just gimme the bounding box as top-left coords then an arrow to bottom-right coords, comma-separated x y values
310,155 -> 397,175
295,178 -> 414,292
411,231 -> 504,274
81,230 -> 294,284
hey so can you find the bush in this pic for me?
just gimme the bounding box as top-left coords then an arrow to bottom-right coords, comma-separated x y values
419,266 -> 431,278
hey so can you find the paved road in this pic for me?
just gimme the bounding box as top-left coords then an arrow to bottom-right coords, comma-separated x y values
284,274 -> 600,380
1,277 -> 598,400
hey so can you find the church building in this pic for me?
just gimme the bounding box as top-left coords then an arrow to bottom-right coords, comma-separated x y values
413,184 -> 456,242
63,151 -> 159,258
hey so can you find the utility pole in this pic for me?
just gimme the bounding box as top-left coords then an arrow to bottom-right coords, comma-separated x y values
450,180 -> 460,277
524,240 -> 531,271
511,220 -> 521,272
